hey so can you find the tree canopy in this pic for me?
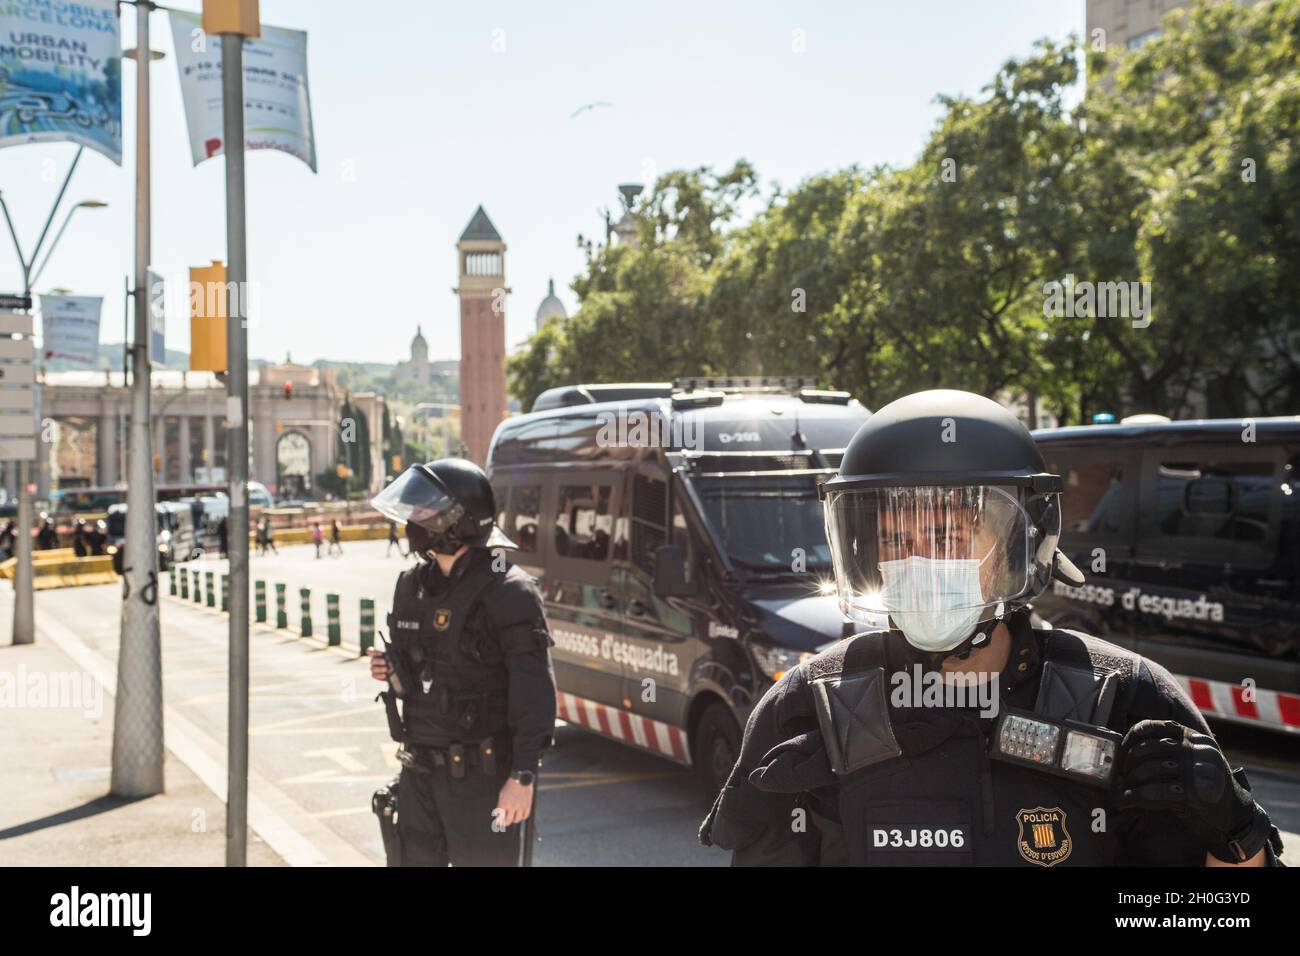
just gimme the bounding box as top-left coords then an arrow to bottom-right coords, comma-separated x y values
509,0 -> 1300,423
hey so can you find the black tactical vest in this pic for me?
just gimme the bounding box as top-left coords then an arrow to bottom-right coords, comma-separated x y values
386,552 -> 511,747
804,624 -> 1136,867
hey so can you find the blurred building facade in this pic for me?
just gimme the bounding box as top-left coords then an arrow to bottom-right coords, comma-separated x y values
23,361 -> 385,501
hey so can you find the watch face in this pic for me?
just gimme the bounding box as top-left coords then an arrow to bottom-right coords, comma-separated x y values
516,771 -> 535,785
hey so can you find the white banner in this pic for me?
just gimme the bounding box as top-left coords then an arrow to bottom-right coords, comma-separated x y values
169,10 -> 317,172
40,294 -> 101,367
0,0 -> 123,164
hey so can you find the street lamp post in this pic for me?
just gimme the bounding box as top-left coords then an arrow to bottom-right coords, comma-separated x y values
0,147 -> 106,647
112,0 -> 165,799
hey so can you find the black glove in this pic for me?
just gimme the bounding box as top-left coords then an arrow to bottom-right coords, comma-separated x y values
1116,719 -> 1272,863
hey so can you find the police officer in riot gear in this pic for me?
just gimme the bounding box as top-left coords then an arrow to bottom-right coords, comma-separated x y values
700,390 -> 1283,867
369,458 -> 556,866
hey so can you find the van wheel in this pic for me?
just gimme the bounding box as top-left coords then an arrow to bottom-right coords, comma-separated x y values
694,702 -> 740,797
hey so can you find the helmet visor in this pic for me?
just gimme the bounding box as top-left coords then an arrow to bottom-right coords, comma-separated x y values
823,485 -> 1054,625
370,465 -> 464,533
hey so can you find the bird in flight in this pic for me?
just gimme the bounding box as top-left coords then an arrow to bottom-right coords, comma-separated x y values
569,101 -> 613,119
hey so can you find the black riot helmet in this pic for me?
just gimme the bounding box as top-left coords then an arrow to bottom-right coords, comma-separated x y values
819,390 -> 1084,653
371,458 -> 515,555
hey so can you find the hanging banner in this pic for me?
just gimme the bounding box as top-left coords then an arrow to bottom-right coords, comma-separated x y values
147,268 -> 165,366
0,0 -> 123,165
169,10 -> 317,172
40,293 -> 101,367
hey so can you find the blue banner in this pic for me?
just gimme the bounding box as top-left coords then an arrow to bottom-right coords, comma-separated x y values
0,0 -> 122,165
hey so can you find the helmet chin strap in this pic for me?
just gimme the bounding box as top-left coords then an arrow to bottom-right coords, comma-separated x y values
936,601 -> 1006,664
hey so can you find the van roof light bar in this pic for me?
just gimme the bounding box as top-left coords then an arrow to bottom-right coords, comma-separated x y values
671,375 -> 820,394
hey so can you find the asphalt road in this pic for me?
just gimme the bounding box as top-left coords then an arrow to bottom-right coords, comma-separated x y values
33,577 -> 723,866
22,540 -> 1299,866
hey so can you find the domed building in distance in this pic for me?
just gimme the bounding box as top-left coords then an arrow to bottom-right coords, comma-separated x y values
535,277 -> 567,332
395,325 -> 457,385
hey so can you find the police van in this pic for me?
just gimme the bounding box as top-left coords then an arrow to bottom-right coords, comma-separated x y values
486,379 -> 870,792
1031,417 -> 1300,736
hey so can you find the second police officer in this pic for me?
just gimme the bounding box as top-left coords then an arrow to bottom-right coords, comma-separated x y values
369,458 -> 557,866
700,390 -> 1283,867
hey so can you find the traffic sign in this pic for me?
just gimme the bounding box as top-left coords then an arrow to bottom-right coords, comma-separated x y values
0,338 -> 35,361
0,438 -> 36,461
0,389 -> 34,413
0,314 -> 33,336
0,364 -> 35,385
0,413 -> 35,436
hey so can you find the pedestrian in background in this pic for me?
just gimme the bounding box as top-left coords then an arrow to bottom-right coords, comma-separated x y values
329,518 -> 343,557
386,520 -> 403,557
312,521 -> 324,559
218,516 -> 229,558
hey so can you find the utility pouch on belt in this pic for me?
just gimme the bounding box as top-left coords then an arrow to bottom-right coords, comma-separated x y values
810,667 -> 902,775
448,743 -> 467,779
479,738 -> 497,776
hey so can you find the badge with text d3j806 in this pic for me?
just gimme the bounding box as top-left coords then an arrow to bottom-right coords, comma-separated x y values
433,608 -> 452,631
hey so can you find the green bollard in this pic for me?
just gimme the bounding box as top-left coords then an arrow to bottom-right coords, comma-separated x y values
359,598 -> 375,655
193,569 -> 202,603
299,587 -> 313,638
169,565 -> 178,596
205,570 -> 216,608
179,567 -> 189,599
275,583 -> 288,629
326,593 -> 341,646
255,580 -> 267,623
221,573 -> 229,612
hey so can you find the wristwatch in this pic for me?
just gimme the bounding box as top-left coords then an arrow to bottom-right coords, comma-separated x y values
511,769 -> 536,786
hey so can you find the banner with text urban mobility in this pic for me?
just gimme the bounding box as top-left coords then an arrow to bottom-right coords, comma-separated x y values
40,293 -> 101,367
168,9 -> 317,172
0,0 -> 122,164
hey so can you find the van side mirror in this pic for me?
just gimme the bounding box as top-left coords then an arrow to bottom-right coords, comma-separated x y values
653,544 -> 696,597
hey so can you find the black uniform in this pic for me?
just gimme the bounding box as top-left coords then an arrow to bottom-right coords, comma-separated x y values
382,547 -> 556,866
701,609 -> 1280,866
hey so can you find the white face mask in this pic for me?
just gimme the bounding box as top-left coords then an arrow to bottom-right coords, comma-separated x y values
878,554 -> 987,653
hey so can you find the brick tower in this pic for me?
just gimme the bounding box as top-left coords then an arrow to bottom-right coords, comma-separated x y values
455,206 -> 509,465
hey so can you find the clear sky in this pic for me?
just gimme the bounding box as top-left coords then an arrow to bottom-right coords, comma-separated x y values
0,0 -> 1085,367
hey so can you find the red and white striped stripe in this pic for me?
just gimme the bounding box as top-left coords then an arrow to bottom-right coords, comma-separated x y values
556,692 -> 692,765
1175,674 -> 1300,735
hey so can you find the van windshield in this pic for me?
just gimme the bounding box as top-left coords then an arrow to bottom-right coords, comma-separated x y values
693,473 -> 833,575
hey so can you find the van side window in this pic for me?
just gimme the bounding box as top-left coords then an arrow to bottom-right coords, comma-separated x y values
631,474 -> 667,573
1061,460 -> 1125,535
1153,458 -> 1275,543
554,484 -> 613,560
508,485 -> 541,554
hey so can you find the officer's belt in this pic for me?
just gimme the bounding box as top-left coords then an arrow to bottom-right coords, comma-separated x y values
397,738 -> 500,777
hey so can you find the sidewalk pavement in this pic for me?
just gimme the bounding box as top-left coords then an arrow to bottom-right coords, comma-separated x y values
0,584 -> 284,866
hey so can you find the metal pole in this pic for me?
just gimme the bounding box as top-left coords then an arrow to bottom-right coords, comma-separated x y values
221,29 -> 251,868
111,0 -> 164,798
10,264 -> 33,646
